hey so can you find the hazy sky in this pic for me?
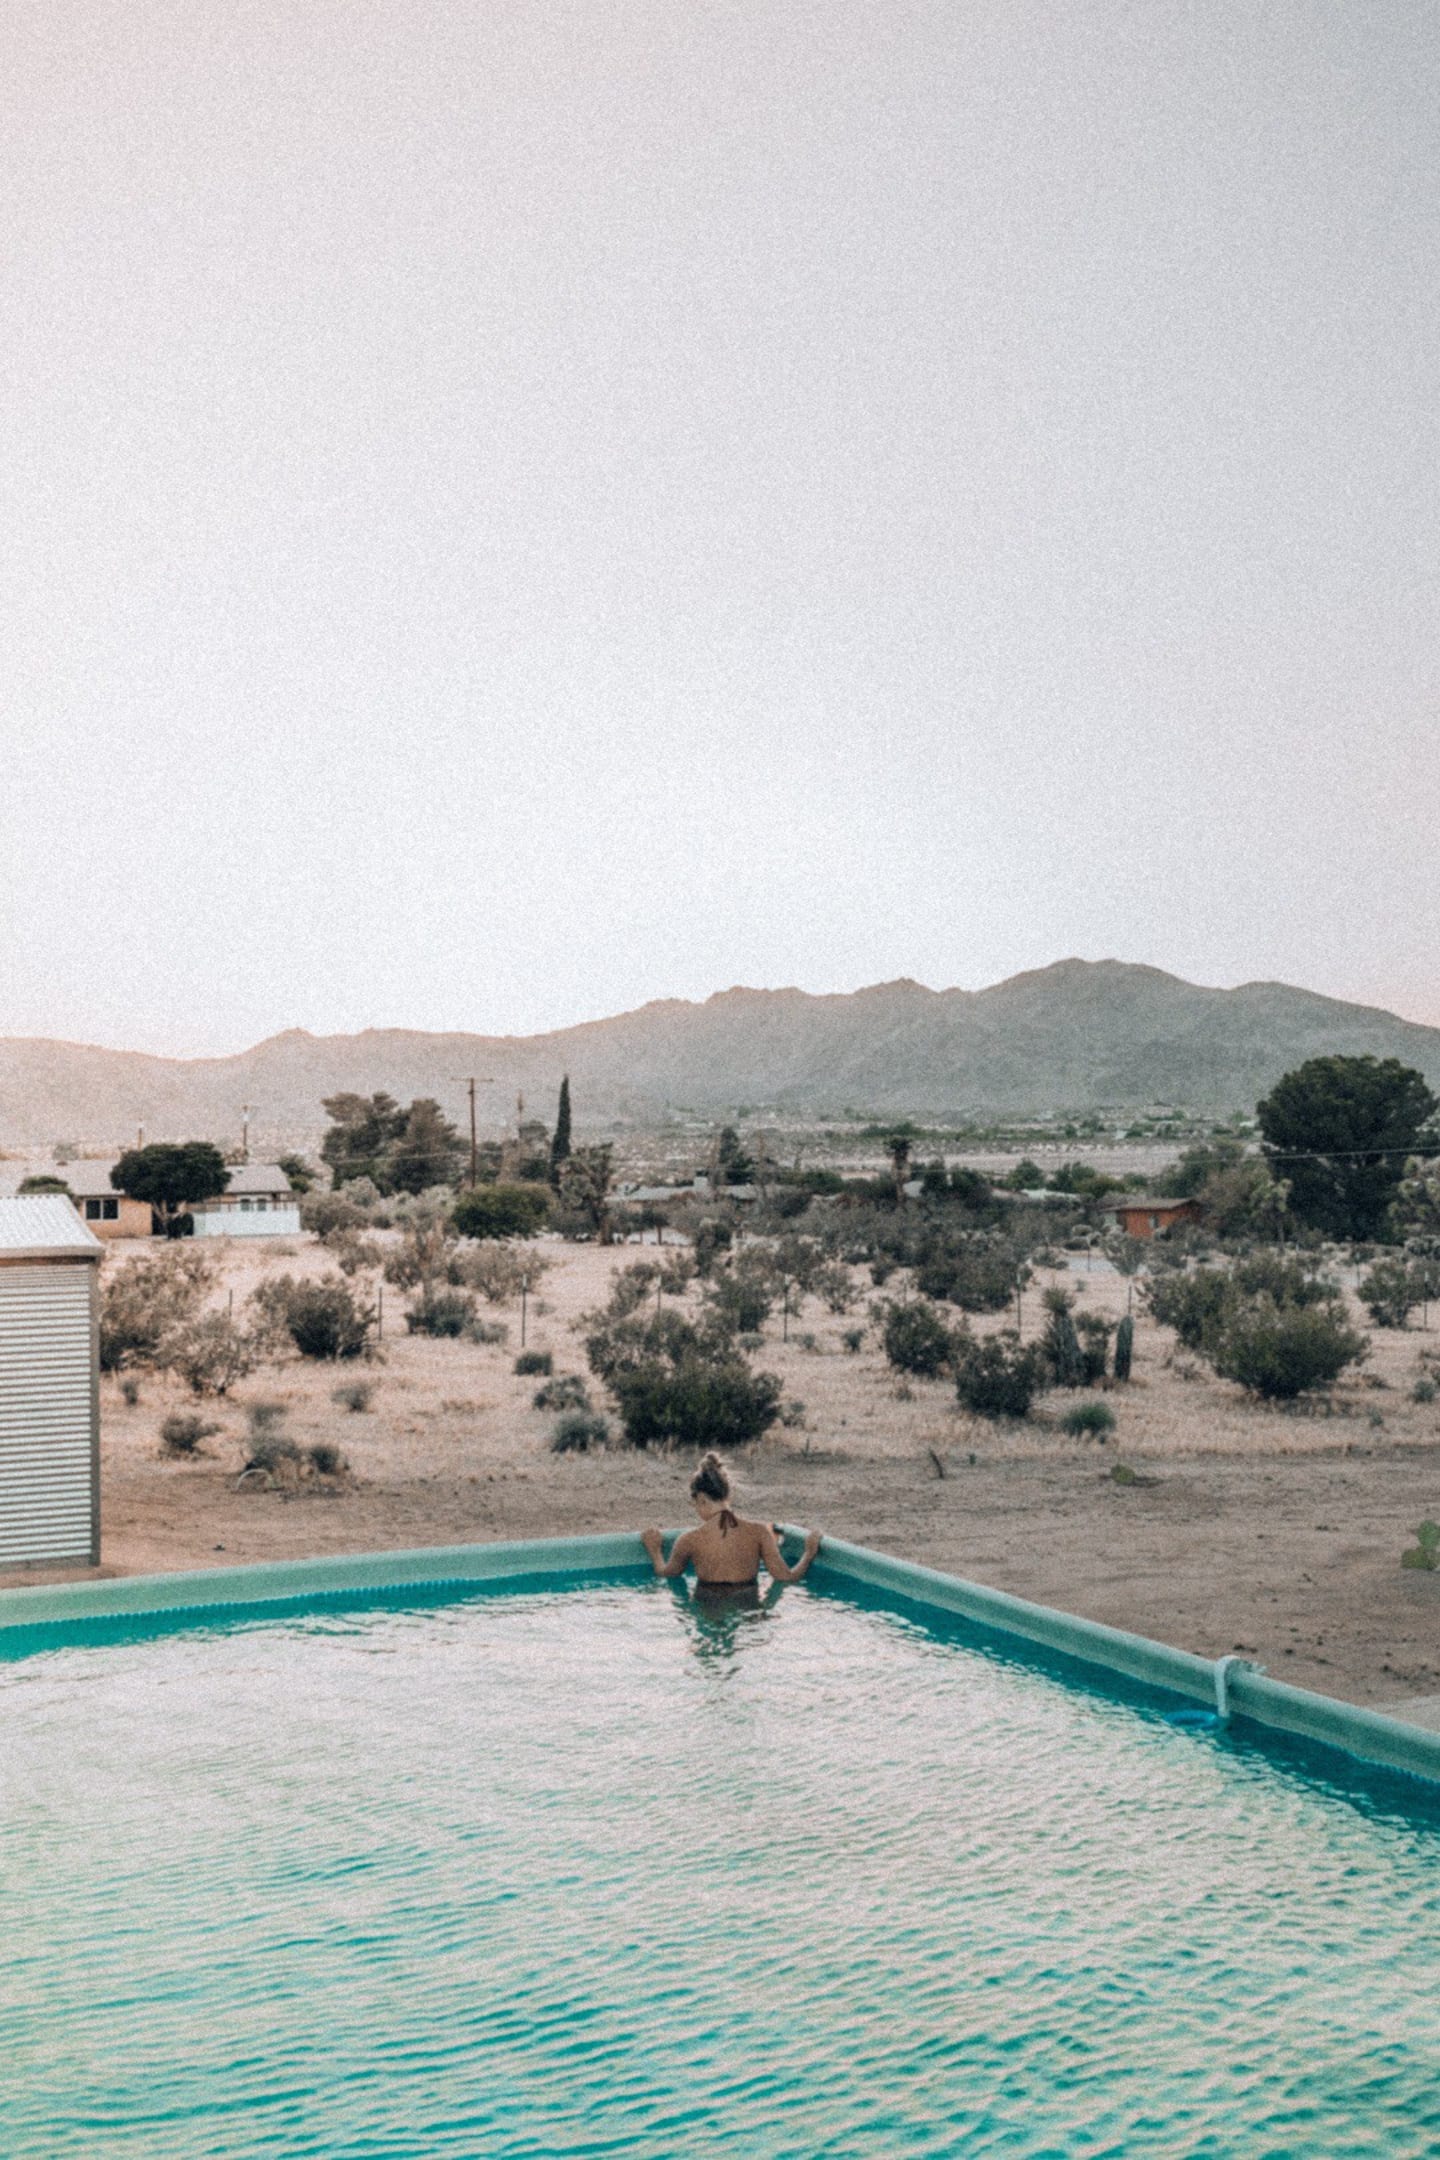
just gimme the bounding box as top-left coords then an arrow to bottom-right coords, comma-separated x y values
4,1 -> 1438,1056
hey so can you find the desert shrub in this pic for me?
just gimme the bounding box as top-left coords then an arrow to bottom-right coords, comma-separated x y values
1413,1376 -> 1438,1405
658,1252 -> 696,1296
252,1274 -> 375,1361
159,1411 -> 221,1456
119,1376 -> 141,1406
813,1260 -> 856,1314
308,1441 -> 347,1477
704,1268 -> 772,1336
1359,1257 -> 1423,1330
1143,1269 -> 1237,1352
778,1397 -> 807,1428
332,1378 -> 376,1413
1229,1252 -> 1337,1307
457,1241 -> 553,1303
99,1248 -> 214,1373
515,1349 -> 552,1376
916,1235 -> 1029,1315
881,1299 -> 953,1378
611,1357 -> 782,1452
406,1288 -> 477,1337
1112,1314 -> 1135,1382
1075,1313 -> 1113,1386
1208,1298 -> 1369,1400
954,1336 -> 1044,1420
466,1317 -> 509,1346
241,1400 -> 299,1475
550,1409 -> 610,1453
842,1326 -> 864,1353
605,1262 -> 661,1318
451,1184 -> 549,1240
300,1190 -> 365,1237
690,1217 -> 734,1277
158,1313 -> 258,1397
323,1229 -> 384,1276
1063,1400 -> 1116,1439
533,1374 -> 589,1411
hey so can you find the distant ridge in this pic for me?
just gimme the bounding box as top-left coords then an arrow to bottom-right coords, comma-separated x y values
3,961 -> 1439,1152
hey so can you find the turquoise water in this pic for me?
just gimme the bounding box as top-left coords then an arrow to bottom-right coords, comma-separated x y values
3,1578 -> 1438,2158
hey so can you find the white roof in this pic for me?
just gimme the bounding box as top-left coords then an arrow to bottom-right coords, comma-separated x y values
0,1195 -> 104,1260
50,1159 -> 124,1198
219,1164 -> 293,1197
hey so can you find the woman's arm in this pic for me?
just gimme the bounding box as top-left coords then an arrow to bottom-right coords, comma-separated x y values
758,1524 -> 822,1584
641,1526 -> 695,1578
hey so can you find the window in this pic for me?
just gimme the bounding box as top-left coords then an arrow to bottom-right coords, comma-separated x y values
84,1198 -> 101,1220
103,1196 -> 118,1220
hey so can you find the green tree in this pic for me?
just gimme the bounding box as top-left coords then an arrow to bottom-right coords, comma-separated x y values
557,1145 -> 615,1242
18,1174 -> 71,1195
452,1184 -> 549,1240
1257,1056 -> 1438,1240
320,1094 -> 407,1187
712,1125 -> 755,1187
387,1099 -> 465,1194
111,1142 -> 228,1237
549,1075 -> 572,1182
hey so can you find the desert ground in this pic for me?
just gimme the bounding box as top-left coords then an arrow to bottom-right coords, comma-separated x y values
10,1232 -> 1440,1715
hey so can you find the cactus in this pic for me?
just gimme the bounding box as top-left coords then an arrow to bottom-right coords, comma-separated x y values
1401,1520 -> 1440,1571
1043,1305 -> 1084,1387
1113,1313 -> 1134,1383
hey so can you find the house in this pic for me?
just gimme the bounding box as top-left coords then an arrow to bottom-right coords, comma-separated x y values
54,1160 -> 155,1241
0,1195 -> 102,1568
1102,1195 -> 1204,1240
190,1164 -> 302,1239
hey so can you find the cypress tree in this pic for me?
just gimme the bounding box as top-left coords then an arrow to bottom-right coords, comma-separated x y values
549,1075 -> 572,1182
1113,1313 -> 1134,1382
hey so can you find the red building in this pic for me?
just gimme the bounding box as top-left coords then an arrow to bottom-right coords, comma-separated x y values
1103,1195 -> 1204,1240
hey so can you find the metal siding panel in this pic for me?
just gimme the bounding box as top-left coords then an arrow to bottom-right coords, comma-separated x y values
0,1264 -> 97,1567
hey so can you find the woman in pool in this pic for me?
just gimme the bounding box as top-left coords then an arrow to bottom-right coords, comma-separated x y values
641,1452 -> 823,1587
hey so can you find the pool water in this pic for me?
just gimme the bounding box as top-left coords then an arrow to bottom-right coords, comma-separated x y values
3,1578 -> 1438,2157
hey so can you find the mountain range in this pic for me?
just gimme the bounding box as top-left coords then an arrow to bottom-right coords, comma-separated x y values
3,961 -> 1438,1154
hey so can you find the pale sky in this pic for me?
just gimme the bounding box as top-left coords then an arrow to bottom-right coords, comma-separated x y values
4,1 -> 1438,1056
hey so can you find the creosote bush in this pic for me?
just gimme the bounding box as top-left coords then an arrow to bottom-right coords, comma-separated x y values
99,1247 -> 214,1373
611,1359 -> 781,1452
160,1411 -> 222,1457
451,1184 -> 549,1241
159,1312 -> 257,1396
1063,1400 -> 1116,1439
466,1317 -> 509,1347
954,1335 -> 1044,1420
332,1378 -> 376,1413
515,1349 -> 553,1376
406,1288 -> 477,1338
881,1299 -> 953,1378
1209,1298 -> 1368,1401
533,1374 -> 589,1411
550,1409 -> 610,1454
308,1441 -> 348,1477
252,1275 -> 375,1361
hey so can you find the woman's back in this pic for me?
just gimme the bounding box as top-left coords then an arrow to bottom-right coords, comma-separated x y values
685,1509 -> 769,1585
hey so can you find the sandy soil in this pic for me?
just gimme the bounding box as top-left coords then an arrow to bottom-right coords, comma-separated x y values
10,1236 -> 1440,1711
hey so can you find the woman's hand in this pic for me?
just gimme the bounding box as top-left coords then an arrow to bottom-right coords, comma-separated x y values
803,1530 -> 823,1561
641,1526 -> 664,1561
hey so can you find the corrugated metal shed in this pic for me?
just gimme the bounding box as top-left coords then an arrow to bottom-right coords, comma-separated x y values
0,1198 -> 101,1568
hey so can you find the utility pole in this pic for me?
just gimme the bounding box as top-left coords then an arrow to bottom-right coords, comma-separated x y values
240,1104 -> 254,1163
454,1077 -> 495,1186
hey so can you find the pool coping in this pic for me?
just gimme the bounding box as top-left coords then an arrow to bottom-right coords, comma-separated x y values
2,1530 -> 1438,1787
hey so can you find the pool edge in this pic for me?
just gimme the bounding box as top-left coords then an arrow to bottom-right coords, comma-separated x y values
4,1530 -> 1439,1788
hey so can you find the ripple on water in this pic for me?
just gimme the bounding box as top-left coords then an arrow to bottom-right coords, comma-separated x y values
3,1582 -> 1438,2158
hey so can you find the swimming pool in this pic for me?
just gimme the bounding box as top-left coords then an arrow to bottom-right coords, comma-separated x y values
4,1561 -> 1437,2157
